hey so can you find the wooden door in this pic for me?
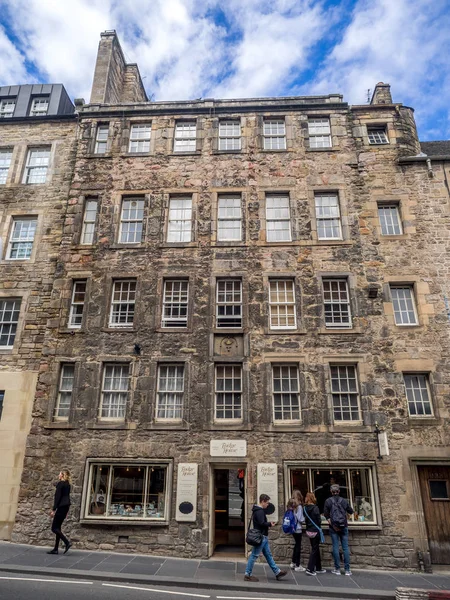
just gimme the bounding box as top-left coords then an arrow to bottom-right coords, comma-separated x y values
418,465 -> 450,564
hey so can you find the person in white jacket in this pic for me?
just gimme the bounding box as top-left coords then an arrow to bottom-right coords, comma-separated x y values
290,489 -> 306,571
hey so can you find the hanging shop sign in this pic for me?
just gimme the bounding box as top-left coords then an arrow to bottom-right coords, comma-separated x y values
210,440 -> 247,457
257,463 -> 279,522
175,463 -> 198,522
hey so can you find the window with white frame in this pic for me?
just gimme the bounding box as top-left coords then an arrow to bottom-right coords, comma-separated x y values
315,193 -> 342,240
129,124 -> 151,153
54,364 -> 75,420
266,194 -> 291,242
403,373 -> 433,417
378,204 -> 402,235
68,280 -> 87,329
368,126 -> 388,145
80,198 -> 98,245
174,121 -> 197,152
162,280 -> 188,328
23,147 -> 50,184
119,198 -> 144,243
308,118 -> 332,148
0,298 -> 21,348
288,465 -> 377,523
269,279 -> 296,329
109,280 -> 136,327
217,195 -> 242,241
263,119 -> 286,150
30,97 -> 49,116
95,125 -> 109,154
323,278 -> 352,328
0,100 -> 15,118
100,363 -> 130,420
216,279 -> 242,328
272,365 -> 300,421
156,364 -> 185,420
215,364 -> 242,420
390,285 -> 418,325
85,461 -> 169,520
219,120 -> 241,150
0,149 -> 12,184
167,197 -> 192,242
330,364 -> 361,421
7,217 -> 37,260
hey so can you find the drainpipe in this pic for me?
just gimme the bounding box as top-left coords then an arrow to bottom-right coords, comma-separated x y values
426,158 -> 434,177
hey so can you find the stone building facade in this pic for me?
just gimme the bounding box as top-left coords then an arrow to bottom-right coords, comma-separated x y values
12,32 -> 450,570
0,84 -> 76,538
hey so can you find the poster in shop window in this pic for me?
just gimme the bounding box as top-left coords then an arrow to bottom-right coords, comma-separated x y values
175,463 -> 198,522
257,463 -> 279,523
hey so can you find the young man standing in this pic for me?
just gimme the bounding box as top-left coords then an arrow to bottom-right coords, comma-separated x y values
244,494 -> 288,582
324,484 -> 354,576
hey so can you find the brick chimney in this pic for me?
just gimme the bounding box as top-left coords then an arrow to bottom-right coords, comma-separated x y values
370,82 -> 392,105
89,30 -> 147,104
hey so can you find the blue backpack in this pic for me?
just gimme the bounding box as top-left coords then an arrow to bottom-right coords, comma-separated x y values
282,509 -> 297,534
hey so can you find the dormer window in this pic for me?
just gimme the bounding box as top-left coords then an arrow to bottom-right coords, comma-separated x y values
30,98 -> 49,116
0,99 -> 15,118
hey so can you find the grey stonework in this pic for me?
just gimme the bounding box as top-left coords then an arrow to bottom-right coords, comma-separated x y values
11,32 -> 450,570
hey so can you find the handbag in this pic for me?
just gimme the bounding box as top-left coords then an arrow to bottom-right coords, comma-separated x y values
245,509 -> 263,547
304,506 -> 325,544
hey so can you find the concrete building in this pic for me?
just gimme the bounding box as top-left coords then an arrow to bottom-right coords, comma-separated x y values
12,31 -> 450,570
0,84 -> 76,539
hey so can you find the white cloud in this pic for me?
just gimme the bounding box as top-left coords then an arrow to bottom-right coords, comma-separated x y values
0,25 -> 28,85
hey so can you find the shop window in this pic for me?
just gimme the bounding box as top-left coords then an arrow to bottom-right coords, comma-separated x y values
288,466 -> 377,524
86,462 -> 168,520
162,279 -> 189,328
216,278 -> 242,328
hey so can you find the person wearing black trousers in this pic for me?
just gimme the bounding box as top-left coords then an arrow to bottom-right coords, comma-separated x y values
303,492 -> 326,576
47,470 -> 72,554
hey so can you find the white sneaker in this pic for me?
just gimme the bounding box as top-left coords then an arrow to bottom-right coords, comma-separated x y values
316,569 -> 326,574
331,569 -> 341,575
305,569 -> 316,576
345,570 -> 352,576
289,562 -> 295,569
294,566 -> 306,572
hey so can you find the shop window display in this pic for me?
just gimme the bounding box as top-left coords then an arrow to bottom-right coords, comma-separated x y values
86,463 -> 167,520
289,466 -> 376,525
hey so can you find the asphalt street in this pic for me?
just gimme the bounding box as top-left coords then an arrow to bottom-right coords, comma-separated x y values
0,573 -> 326,600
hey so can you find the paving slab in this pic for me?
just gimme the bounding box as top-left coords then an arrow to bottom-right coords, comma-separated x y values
155,557 -> 199,578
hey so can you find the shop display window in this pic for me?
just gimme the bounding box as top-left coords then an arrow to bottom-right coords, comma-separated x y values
288,465 -> 377,525
86,462 -> 168,520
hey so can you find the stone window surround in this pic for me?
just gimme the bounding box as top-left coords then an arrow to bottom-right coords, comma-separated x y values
212,117 -> 245,153
88,122 -> 112,155
210,272 -> 248,333
283,460 -> 382,530
0,289 -> 29,356
169,117 -> 204,155
308,186 -> 350,244
88,358 -> 136,427
0,146 -> 14,185
46,359 -> 81,426
258,190 -> 293,243
79,457 -> 174,526
302,112 -> 342,151
256,114 -> 294,152
210,189 -> 247,245
369,195 -> 414,239
121,119 -> 156,155
383,277 -> 433,328
306,115 -> 332,149
360,119 -> 395,147
403,372 -> 434,419
102,274 -> 140,332
317,272 -> 361,334
162,191 -> 198,247
154,274 -> 195,333
114,194 -> 147,246
393,358 -> 441,424
58,272 -> 92,332
207,357 -> 249,431
0,211 -> 43,264
18,144 -> 54,186
79,195 -> 100,246
145,357 -> 191,430
262,273 -> 304,335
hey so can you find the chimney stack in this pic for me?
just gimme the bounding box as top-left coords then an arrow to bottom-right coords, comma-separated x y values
370,82 -> 392,105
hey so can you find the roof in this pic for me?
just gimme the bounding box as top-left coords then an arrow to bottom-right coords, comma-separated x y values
420,141 -> 450,156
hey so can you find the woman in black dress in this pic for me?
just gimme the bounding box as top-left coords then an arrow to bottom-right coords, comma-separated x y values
47,470 -> 72,554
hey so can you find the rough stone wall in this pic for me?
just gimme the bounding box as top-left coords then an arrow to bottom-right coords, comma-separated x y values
12,100 -> 450,569
0,118 -> 77,538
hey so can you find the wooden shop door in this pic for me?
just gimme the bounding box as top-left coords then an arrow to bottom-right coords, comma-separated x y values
418,465 -> 450,564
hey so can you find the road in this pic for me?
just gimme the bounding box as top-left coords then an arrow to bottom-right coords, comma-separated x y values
0,572 -> 326,600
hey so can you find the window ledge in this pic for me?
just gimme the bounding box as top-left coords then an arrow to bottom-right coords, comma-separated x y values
212,150 -> 242,155
319,327 -> 361,334
306,147 -> 337,152
169,152 -> 201,157
379,234 -> 408,240
86,422 -> 134,430
155,327 -> 192,334
121,152 -> 151,158
208,423 -> 252,431
101,327 -> 136,333
44,422 -> 76,429
160,242 -> 198,248
109,243 -> 145,250
213,242 -> 247,247
212,328 -> 244,335
314,240 -> 353,246
144,423 -> 189,431
329,424 -> 372,433
265,329 -> 306,335
80,518 -> 169,527
58,328 -> 85,335
408,417 -> 440,427
260,149 -> 288,153
85,153 -> 113,159
267,423 -> 303,432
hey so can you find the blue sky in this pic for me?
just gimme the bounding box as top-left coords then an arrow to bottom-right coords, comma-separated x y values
1,0 -> 449,140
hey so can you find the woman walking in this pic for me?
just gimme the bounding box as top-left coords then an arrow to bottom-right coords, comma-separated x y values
303,492 -> 326,576
290,489 -> 305,571
47,469 -> 72,554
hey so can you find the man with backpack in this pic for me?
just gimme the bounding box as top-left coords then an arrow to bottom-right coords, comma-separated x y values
324,484 -> 354,576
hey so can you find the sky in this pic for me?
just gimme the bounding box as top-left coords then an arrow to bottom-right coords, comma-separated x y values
0,0 -> 449,141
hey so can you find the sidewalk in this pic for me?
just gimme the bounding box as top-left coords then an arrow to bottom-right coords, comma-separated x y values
0,541 -> 449,599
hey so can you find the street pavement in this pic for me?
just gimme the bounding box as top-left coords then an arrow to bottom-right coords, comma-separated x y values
0,541 -> 449,600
